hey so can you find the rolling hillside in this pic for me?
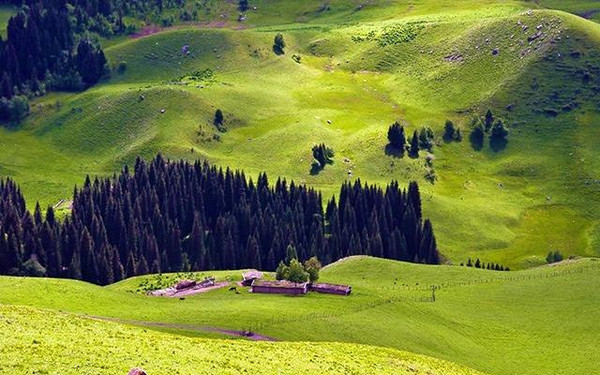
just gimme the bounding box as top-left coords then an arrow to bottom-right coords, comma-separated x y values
0,304 -> 485,375
1,256 -> 599,375
1,0 -> 599,268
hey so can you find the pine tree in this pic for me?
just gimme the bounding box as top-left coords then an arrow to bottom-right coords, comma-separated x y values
273,33 -> 286,54
409,130 -> 420,157
125,251 -> 137,277
285,244 -> 298,264
387,121 -> 406,151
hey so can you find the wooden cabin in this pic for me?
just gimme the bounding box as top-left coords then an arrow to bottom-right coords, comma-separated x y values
250,280 -> 309,295
242,270 -> 263,286
311,283 -> 352,296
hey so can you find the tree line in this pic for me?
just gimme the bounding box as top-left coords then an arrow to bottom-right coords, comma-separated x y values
0,0 -> 187,124
0,155 -> 440,285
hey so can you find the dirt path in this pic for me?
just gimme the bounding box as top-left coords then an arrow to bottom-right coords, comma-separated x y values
87,316 -> 278,341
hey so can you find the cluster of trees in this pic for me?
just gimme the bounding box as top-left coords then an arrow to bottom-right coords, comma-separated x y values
462,257 -> 510,271
0,0 -> 191,125
275,245 -> 321,283
311,143 -> 334,173
443,120 -> 462,142
0,0 -> 117,124
386,122 -> 435,158
386,121 -> 438,183
469,109 -> 510,151
0,155 -> 440,285
546,250 -> 564,264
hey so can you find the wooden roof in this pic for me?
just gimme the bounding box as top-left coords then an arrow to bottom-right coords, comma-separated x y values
312,283 -> 352,292
251,280 -> 308,289
242,270 -> 263,280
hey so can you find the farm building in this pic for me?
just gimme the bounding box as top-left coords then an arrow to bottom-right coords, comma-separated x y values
242,270 -> 263,286
250,280 -> 309,295
311,283 -> 352,296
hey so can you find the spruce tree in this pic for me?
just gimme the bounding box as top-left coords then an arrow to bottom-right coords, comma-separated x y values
409,130 -> 420,157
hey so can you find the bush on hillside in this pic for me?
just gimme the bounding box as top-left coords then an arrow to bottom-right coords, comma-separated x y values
546,251 -> 564,264
276,252 -> 319,283
304,257 -> 322,283
311,144 -> 334,173
418,126 -> 435,151
273,33 -> 286,55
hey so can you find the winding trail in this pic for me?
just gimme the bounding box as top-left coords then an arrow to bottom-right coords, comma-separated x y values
87,315 -> 278,341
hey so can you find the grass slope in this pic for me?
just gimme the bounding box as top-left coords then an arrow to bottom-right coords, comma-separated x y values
0,1 -> 600,268
1,256 -> 599,375
0,305 -> 484,375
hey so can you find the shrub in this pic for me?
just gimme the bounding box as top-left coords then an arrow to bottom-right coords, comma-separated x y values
117,60 -> 127,74
8,95 -> 29,124
286,258 -> 309,283
546,250 -> 564,264
304,257 -> 321,283
23,256 -> 47,277
418,126 -> 434,151
273,33 -> 286,55
275,261 -> 289,280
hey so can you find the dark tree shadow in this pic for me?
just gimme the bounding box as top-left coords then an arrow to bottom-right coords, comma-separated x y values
469,131 -> 484,151
442,133 -> 454,143
490,136 -> 508,152
384,144 -> 405,158
272,46 -> 285,55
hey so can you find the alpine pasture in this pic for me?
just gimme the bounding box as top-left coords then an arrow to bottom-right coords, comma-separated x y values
3,0 -> 600,268
1,257 -> 599,375
1,0 -> 600,374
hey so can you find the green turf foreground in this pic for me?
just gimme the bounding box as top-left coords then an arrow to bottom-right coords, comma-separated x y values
1,257 -> 599,375
0,304 -> 484,375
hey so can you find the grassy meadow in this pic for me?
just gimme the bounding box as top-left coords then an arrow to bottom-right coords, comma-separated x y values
0,305 -> 488,375
0,0 -> 597,269
1,256 -> 599,375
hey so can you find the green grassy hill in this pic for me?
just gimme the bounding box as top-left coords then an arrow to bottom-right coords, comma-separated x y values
0,304 -> 485,375
3,0 -> 599,269
1,256 -> 599,375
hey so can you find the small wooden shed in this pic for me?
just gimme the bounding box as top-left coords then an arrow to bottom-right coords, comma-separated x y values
250,280 -> 309,295
242,270 -> 263,286
311,283 -> 352,296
